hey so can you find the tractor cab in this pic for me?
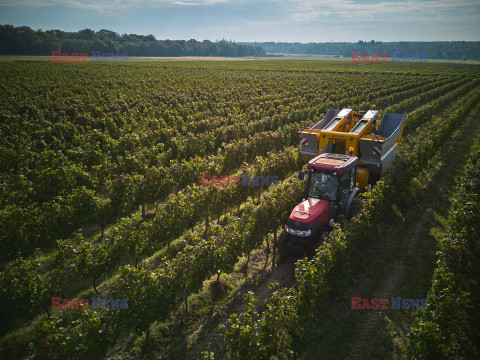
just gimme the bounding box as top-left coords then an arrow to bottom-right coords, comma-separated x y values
305,153 -> 358,217
280,153 -> 360,257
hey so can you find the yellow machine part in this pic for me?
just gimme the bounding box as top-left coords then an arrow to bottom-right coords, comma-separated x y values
317,112 -> 376,157
317,132 -> 364,157
356,167 -> 369,190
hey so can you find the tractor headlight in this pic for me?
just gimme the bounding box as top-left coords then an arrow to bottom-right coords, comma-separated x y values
287,227 -> 312,236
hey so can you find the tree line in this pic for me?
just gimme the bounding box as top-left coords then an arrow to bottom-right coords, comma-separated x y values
0,25 -> 265,57
242,40 -> 480,60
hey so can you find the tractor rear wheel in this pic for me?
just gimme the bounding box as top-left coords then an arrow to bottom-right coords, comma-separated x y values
345,187 -> 362,220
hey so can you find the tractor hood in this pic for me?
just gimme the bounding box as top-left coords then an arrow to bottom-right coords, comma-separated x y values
289,198 -> 330,224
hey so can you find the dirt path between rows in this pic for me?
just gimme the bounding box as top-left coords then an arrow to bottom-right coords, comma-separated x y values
184,251 -> 297,360
149,242 -> 297,360
344,208 -> 434,359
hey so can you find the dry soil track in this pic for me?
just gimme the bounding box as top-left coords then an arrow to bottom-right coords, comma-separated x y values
153,245 -> 297,360
186,254 -> 296,359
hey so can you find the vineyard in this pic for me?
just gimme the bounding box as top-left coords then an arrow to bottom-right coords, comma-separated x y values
0,58 -> 479,360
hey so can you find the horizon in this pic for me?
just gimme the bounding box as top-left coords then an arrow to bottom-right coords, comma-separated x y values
0,0 -> 479,43
3,25 -> 480,44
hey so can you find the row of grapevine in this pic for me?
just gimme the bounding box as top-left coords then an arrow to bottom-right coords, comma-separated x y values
0,72 -> 462,337
0,71 -> 457,329
405,139 -> 480,359
31,173 -> 306,359
0,146 -> 302,330
373,76 -> 467,110
0,72 -> 446,259
221,87 -> 480,359
167,59 -> 480,77
390,78 -> 480,134
27,85 -> 480,360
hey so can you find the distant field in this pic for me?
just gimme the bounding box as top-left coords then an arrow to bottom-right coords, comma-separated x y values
1,54 -> 479,63
0,59 -> 479,360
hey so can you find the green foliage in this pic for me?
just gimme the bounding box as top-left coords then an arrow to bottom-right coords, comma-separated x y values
223,288 -> 298,360
246,41 -> 480,61
31,174 -> 305,359
1,60 -> 479,359
0,25 -> 266,57
221,82 -> 480,359
0,61 -> 461,259
405,139 -> 480,359
0,256 -> 51,333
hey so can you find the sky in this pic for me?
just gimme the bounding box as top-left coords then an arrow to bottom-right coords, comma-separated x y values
0,0 -> 479,42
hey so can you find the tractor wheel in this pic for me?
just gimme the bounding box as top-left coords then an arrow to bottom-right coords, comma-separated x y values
345,187 -> 362,220
277,229 -> 290,262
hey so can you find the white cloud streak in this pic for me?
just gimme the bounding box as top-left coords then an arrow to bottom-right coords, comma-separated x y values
0,0 -> 478,27
0,0 -> 228,13
288,0 -> 480,23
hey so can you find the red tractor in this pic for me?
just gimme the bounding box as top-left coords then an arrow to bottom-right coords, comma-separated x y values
277,153 -> 361,259
277,107 -> 406,258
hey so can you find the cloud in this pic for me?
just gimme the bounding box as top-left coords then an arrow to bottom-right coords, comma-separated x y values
1,0 -> 478,41
0,0 -> 229,13
171,0 -> 227,4
242,19 -> 281,27
3,0 -> 478,21
288,0 -> 480,23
